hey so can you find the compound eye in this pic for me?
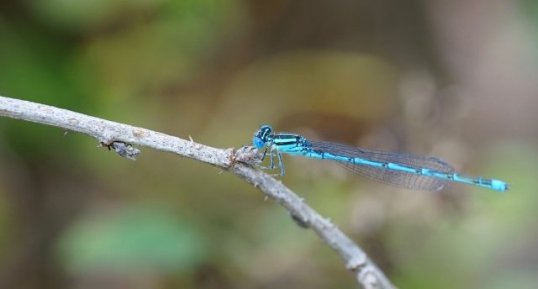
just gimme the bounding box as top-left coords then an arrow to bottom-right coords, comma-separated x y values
260,124 -> 272,134
253,137 -> 265,149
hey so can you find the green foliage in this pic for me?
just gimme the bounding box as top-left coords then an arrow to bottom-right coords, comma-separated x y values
58,205 -> 207,274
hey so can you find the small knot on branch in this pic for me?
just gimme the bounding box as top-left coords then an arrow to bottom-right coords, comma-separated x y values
100,141 -> 140,160
357,267 -> 382,289
228,146 -> 261,169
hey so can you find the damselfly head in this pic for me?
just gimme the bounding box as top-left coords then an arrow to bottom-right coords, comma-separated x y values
253,124 -> 273,149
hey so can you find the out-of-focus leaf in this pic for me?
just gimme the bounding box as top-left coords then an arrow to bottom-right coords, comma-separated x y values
58,205 -> 207,274
73,0 -> 247,116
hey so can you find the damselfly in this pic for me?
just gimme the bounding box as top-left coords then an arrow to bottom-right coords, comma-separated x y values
252,124 -> 509,192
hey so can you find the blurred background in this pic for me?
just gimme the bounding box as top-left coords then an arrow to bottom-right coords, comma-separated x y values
0,0 -> 537,288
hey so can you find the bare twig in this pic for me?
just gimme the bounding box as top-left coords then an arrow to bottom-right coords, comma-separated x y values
0,95 -> 396,289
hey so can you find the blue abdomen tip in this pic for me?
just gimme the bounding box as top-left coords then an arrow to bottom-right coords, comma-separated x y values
491,179 -> 509,192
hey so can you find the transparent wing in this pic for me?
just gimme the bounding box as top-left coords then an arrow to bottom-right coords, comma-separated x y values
309,140 -> 455,191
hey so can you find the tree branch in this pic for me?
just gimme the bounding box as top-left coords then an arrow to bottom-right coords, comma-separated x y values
0,95 -> 396,289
